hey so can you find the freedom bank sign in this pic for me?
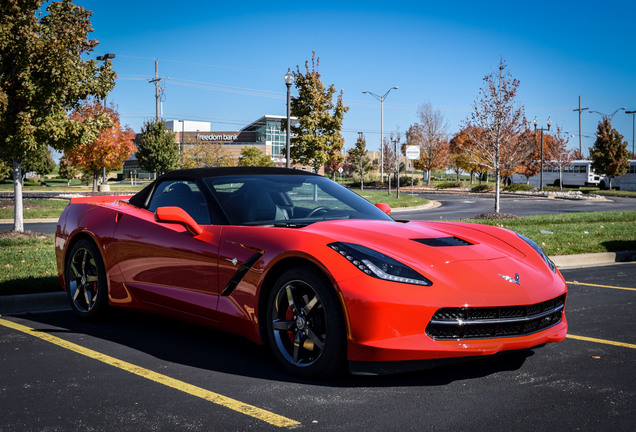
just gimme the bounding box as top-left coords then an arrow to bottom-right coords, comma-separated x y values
194,131 -> 257,144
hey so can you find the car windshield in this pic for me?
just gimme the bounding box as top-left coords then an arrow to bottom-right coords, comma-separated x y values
203,174 -> 393,226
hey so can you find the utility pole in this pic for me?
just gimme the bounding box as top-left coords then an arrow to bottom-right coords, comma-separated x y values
149,59 -> 162,121
572,96 -> 588,158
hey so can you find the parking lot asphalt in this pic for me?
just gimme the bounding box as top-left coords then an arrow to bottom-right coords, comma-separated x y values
0,263 -> 634,431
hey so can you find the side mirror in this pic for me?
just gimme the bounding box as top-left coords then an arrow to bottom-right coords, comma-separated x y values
375,202 -> 391,215
154,206 -> 203,236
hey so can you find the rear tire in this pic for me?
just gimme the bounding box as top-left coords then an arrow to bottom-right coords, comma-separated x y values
65,239 -> 109,319
265,266 -> 346,379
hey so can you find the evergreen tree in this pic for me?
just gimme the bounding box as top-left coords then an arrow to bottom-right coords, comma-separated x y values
58,155 -> 79,186
347,133 -> 371,190
136,119 -> 180,175
589,118 -> 629,189
23,146 -> 56,178
290,52 -> 349,173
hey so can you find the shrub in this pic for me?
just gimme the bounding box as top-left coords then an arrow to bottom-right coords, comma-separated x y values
543,186 -> 563,192
399,176 -> 419,187
437,181 -> 462,189
503,183 -> 536,192
471,183 -> 494,192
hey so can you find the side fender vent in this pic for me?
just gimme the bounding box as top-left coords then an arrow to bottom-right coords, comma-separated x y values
413,237 -> 474,247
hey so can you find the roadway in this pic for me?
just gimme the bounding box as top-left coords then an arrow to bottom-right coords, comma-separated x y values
1,264 -> 634,431
394,191 -> 636,220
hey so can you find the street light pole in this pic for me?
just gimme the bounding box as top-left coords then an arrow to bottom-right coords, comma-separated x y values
572,96 -> 588,157
533,116 -> 552,191
392,137 -> 399,198
362,86 -> 398,188
96,53 -> 116,187
626,110 -> 636,157
589,107 -> 626,121
284,69 -> 293,169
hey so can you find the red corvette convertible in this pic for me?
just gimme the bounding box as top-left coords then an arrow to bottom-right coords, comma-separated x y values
55,167 -> 567,378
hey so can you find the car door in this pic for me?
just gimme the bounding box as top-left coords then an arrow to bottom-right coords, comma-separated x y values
111,179 -> 223,320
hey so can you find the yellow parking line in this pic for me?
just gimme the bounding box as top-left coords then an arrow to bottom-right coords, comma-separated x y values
567,334 -> 636,350
0,318 -> 300,429
566,281 -> 636,291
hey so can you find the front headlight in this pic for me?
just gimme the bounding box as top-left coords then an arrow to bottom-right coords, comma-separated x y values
517,233 -> 556,273
329,242 -> 432,286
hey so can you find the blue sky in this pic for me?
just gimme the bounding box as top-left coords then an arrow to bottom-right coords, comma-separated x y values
77,0 -> 636,156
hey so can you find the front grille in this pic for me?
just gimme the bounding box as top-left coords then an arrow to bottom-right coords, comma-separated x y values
426,295 -> 565,340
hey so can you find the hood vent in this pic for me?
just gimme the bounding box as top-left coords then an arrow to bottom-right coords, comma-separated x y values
413,236 -> 474,247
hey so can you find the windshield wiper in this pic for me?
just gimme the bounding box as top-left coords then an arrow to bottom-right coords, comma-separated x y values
273,222 -> 309,228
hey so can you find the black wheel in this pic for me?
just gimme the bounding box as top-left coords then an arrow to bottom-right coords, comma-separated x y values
553,179 -> 561,187
266,267 -> 346,379
65,239 -> 109,319
306,206 -> 330,218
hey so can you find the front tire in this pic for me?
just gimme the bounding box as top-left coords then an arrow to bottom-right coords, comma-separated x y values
266,267 -> 346,379
65,239 -> 109,319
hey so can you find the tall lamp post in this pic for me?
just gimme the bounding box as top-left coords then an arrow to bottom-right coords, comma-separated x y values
589,107 -> 626,120
362,86 -> 398,187
392,137 -> 400,198
284,69 -> 293,168
626,110 -> 636,157
96,53 -> 115,188
533,116 -> 552,191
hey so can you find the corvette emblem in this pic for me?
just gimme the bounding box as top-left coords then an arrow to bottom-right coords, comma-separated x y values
226,258 -> 238,266
498,273 -> 521,286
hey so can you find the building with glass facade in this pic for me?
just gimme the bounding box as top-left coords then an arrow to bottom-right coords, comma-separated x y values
241,115 -> 291,164
125,114 -> 302,179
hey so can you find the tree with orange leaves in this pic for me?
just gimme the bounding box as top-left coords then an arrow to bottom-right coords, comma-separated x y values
450,126 -> 490,184
66,99 -> 135,191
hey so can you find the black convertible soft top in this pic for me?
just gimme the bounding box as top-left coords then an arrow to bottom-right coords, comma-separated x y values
128,166 -> 317,208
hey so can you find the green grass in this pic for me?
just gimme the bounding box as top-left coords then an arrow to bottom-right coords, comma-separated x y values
0,178 -> 146,192
0,199 -> 69,220
0,233 -> 60,295
467,211 -> 636,256
352,189 -> 430,208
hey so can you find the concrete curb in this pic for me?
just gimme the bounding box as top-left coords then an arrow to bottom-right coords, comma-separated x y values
391,201 -> 441,213
0,218 -> 58,224
550,250 -> 636,270
0,292 -> 70,315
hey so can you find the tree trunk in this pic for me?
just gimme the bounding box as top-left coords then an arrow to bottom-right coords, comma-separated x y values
494,169 -> 501,213
426,169 -> 431,186
92,173 -> 98,192
12,160 -> 24,232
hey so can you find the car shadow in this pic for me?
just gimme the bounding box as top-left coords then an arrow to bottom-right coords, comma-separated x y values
12,308 -> 535,388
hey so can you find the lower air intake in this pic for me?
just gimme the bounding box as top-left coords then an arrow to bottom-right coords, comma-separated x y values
426,295 -> 565,340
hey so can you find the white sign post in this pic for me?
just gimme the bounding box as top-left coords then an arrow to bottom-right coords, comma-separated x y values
405,146 -> 420,194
